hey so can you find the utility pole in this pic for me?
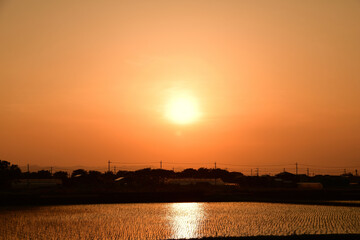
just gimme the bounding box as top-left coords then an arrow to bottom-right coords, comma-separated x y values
256,168 -> 259,177
108,160 -> 111,172
160,160 -> 162,169
26,164 -> 30,187
214,162 -> 217,185
356,169 -> 358,176
295,162 -> 298,175
251,169 -> 252,176
283,168 -> 285,173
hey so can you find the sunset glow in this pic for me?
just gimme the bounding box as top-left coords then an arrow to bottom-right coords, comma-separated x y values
0,0 -> 359,173
1,1 -> 360,239
165,94 -> 200,125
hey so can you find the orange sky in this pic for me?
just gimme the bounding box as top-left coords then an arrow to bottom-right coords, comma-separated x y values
1,0 -> 359,174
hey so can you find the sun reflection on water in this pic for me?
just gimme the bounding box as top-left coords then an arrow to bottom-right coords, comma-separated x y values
168,202 -> 205,239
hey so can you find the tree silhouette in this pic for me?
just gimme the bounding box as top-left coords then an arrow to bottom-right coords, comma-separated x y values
0,160 -> 21,188
53,171 -> 68,180
35,170 -> 52,179
71,169 -> 88,178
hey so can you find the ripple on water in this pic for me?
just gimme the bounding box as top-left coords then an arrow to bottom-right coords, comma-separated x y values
0,202 -> 359,239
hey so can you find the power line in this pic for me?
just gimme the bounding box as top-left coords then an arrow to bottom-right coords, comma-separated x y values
111,162 -> 158,165
101,161 -> 360,176
220,163 -> 294,167
299,164 -> 360,168
162,162 -> 209,165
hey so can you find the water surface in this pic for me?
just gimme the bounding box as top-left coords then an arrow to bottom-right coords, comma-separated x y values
1,202 -> 359,239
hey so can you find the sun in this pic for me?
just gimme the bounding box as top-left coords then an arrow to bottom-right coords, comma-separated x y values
165,95 -> 200,124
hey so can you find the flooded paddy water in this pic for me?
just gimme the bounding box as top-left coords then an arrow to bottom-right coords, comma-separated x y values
0,202 -> 359,239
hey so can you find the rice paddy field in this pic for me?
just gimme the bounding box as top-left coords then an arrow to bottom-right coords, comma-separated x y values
0,202 -> 359,239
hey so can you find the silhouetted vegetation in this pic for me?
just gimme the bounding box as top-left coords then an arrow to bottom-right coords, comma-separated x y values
1,160 -> 359,189
1,160 -> 360,205
53,171 -> 68,180
0,160 -> 21,188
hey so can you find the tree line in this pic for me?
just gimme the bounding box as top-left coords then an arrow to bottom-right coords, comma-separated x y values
1,160 -> 358,189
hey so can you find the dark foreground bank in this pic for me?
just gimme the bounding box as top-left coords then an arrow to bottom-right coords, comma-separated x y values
173,234 -> 360,240
1,189 -> 360,207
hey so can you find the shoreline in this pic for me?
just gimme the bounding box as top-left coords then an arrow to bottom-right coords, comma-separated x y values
1,190 -> 360,207
173,234 -> 360,240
